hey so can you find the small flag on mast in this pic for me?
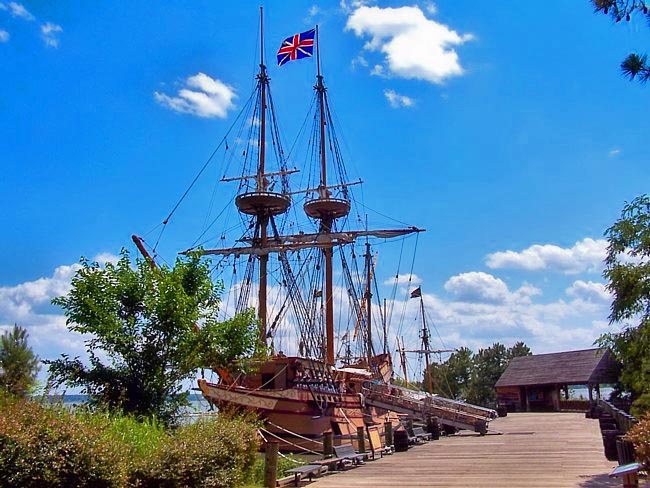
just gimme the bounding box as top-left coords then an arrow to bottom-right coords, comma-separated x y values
277,28 -> 316,66
410,286 -> 422,298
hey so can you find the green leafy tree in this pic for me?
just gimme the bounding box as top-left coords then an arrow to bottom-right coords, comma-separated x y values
600,195 -> 650,415
428,347 -> 474,399
465,342 -> 532,407
592,0 -> 650,82
466,343 -> 509,407
508,341 -> 532,359
47,250 -> 259,425
0,325 -> 40,397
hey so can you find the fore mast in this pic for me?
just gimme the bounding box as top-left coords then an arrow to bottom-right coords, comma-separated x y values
233,8 -> 291,342
303,27 -> 351,365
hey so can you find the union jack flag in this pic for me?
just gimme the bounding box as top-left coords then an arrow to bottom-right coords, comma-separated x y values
277,28 -> 315,66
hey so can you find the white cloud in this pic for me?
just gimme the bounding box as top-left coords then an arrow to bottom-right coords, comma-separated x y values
155,72 -> 237,119
6,1 -> 34,21
384,89 -> 414,108
444,271 -> 509,303
41,22 -> 62,48
608,148 -> 621,157
93,252 -> 120,265
345,5 -> 473,84
485,238 -> 607,274
370,64 -> 384,76
352,54 -> 369,69
566,280 -> 611,303
0,29 -> 8,42
340,0 -> 374,14
423,2 -> 437,15
383,273 -> 422,286
443,271 -> 540,305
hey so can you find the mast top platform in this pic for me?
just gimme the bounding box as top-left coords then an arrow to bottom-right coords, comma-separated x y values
304,197 -> 350,220
236,191 -> 291,216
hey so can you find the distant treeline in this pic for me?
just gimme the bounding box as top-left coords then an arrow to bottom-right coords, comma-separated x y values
398,341 -> 531,407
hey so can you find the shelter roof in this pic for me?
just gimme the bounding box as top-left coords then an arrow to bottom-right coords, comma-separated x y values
495,348 -> 618,388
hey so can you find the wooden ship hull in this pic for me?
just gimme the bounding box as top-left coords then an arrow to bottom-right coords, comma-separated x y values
198,355 -> 399,451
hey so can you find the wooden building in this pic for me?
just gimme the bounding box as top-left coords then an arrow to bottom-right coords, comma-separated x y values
495,348 -> 619,412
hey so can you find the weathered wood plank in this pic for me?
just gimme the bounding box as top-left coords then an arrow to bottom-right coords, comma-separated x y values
308,412 -> 638,487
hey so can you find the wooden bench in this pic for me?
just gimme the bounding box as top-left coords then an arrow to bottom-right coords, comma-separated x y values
412,426 -> 432,442
334,443 -> 367,466
404,426 -> 420,444
285,464 -> 328,486
311,456 -> 347,471
367,426 -> 393,459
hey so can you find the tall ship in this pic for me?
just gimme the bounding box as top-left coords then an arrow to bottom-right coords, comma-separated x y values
135,10 -> 496,451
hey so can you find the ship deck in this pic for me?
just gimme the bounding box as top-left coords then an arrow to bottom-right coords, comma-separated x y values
307,412 -> 637,487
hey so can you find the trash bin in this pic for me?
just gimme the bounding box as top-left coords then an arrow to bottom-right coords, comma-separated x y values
602,430 -> 620,461
616,436 -> 636,465
394,428 -> 409,452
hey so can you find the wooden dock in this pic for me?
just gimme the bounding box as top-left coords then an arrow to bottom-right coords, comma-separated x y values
308,412 -> 638,487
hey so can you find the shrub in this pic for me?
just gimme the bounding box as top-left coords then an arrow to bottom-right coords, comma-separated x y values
136,413 -> 260,488
0,395 -> 260,488
625,414 -> 650,468
0,395 -> 123,488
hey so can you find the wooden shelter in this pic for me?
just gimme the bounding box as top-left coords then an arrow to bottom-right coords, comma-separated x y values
495,348 -> 619,412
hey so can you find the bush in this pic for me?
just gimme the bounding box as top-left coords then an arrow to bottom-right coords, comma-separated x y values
0,395 -> 123,488
138,413 -> 260,488
625,414 -> 650,468
0,394 -> 260,488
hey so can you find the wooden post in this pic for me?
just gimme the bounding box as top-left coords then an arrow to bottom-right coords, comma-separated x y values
384,421 -> 393,447
323,430 -> 333,458
264,440 -> 278,488
357,426 -> 366,453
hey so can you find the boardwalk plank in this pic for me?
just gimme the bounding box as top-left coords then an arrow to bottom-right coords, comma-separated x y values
308,413 -> 643,488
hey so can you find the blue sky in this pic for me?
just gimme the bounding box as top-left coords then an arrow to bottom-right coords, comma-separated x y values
1,1 -> 649,382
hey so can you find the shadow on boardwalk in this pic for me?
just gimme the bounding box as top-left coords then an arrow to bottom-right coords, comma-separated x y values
577,473 -> 621,487
308,412 -> 628,488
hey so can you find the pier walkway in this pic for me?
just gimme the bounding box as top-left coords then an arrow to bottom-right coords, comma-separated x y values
309,412 -> 637,488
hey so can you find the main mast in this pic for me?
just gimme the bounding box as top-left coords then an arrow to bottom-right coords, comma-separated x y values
303,26 -> 351,364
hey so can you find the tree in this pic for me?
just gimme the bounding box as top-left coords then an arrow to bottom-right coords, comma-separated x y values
464,342 -> 532,407
600,195 -> 650,415
428,347 -> 473,399
47,250 -> 259,425
0,325 -> 40,397
508,341 -> 532,359
592,0 -> 650,82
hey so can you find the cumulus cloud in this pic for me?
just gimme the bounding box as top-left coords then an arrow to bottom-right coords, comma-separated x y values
0,29 -> 8,42
0,253 -> 120,364
345,5 -> 473,84
5,1 -> 34,20
443,271 -> 540,305
41,22 -> 62,48
155,72 -> 237,119
566,280 -> 611,303
384,89 -> 414,108
485,238 -> 607,274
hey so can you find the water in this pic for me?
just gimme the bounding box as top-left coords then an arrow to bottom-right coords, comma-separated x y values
43,393 -> 214,422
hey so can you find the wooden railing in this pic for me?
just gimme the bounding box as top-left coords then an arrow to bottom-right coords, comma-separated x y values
597,399 -> 637,433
